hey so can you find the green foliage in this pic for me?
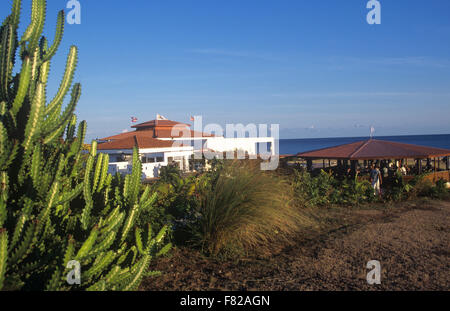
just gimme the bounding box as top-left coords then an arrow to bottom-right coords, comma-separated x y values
158,164 -> 182,185
0,1 -> 169,290
292,169 -> 375,207
292,169 -> 334,206
383,171 -> 412,202
408,175 -> 450,200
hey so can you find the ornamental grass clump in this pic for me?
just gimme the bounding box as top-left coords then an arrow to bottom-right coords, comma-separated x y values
192,160 -> 312,257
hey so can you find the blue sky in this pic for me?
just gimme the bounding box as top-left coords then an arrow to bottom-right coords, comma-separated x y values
2,0 -> 450,140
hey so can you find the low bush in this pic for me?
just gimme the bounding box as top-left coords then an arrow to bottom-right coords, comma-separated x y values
187,160 -> 311,257
292,169 -> 376,207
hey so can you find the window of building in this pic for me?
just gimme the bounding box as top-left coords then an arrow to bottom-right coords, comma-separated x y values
156,157 -> 164,163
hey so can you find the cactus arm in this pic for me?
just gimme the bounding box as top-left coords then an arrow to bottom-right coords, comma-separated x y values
96,154 -> 109,192
22,82 -> 45,152
122,254 -> 151,291
43,83 -> 81,142
42,10 -> 64,62
75,225 -> 98,260
45,269 -> 62,291
135,228 -> 144,255
128,146 -> 142,205
156,243 -> 172,257
0,24 -> 15,101
55,183 -> 83,206
103,265 -> 121,285
121,204 -> 138,242
28,48 -> 40,94
39,60 -> 50,84
11,56 -> 31,116
11,0 -> 22,28
68,120 -> 86,158
30,144 -> 41,188
81,142 -> 96,230
92,153 -> 104,192
36,180 -> 59,234
0,172 -> 7,227
65,114 -> 77,140
0,121 -> 9,169
0,201 -> 5,229
63,236 -> 75,267
83,250 -> 115,280
45,46 -> 77,115
10,199 -> 32,249
102,211 -> 125,236
28,0 -> 46,52
141,192 -> 157,211
0,228 -> 7,289
20,0 -> 39,43
90,231 -> 116,256
8,221 -> 35,264
155,225 -> 168,244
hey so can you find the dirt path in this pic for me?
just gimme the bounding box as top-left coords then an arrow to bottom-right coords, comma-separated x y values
141,200 -> 450,291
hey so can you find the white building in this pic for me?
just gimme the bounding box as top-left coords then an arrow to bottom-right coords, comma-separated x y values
97,116 -> 275,179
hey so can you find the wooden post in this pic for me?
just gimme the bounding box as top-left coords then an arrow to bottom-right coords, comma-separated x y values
307,159 -> 313,172
351,160 -> 357,174
447,156 -> 450,171
416,159 -> 422,174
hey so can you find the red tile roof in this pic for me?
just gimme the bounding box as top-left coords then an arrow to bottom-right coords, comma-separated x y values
97,134 -> 188,150
132,119 -> 189,129
101,118 -> 214,141
100,129 -> 214,141
153,128 -> 215,138
297,139 -> 450,160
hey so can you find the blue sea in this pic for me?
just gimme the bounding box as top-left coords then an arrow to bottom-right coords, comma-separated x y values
278,134 -> 450,155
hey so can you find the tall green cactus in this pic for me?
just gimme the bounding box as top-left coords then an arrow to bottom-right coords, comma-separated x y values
0,0 -> 169,290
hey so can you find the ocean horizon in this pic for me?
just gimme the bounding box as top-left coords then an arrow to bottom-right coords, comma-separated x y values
278,134 -> 450,155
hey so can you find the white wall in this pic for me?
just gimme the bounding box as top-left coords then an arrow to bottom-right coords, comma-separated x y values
205,137 -> 275,156
103,146 -> 194,179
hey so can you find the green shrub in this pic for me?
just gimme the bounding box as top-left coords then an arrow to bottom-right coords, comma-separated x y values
383,171 -> 411,202
292,169 -> 333,207
332,177 -> 375,206
292,169 -> 376,207
0,0 -> 169,290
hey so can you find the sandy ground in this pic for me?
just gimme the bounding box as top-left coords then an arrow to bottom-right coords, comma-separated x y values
141,199 -> 450,291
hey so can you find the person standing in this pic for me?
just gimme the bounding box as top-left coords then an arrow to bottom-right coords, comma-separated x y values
370,164 -> 383,198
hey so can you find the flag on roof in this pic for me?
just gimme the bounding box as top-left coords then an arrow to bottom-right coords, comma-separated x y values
370,125 -> 375,138
131,116 -> 138,123
156,114 -> 168,120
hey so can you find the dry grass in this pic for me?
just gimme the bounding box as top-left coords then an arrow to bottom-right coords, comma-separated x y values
195,160 -> 314,257
141,199 -> 450,291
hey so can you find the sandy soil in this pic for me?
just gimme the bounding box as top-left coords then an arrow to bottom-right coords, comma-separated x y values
140,199 -> 450,291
